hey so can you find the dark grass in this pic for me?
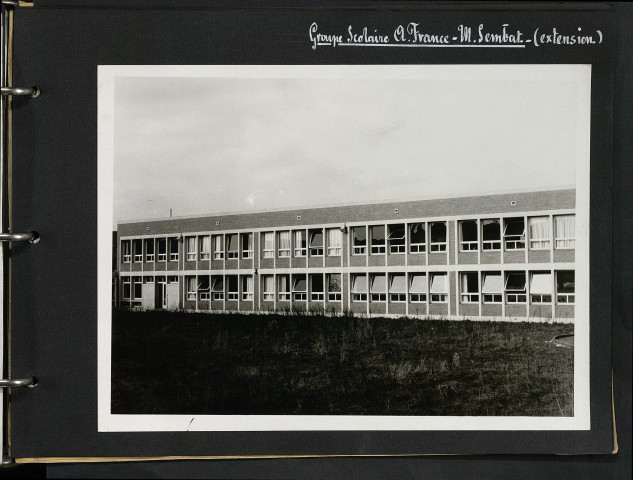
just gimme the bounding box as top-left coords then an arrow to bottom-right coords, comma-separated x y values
111,309 -> 574,416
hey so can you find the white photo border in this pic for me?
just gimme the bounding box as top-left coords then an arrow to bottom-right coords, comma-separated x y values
97,64 -> 591,432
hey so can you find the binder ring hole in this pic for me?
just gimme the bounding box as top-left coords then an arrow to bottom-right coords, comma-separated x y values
29,231 -> 40,244
31,86 -> 40,98
28,377 -> 38,388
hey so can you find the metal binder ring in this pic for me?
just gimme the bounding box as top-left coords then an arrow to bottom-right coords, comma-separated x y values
0,0 -> 19,6
0,231 -> 39,243
0,377 -> 36,388
1,86 -> 39,98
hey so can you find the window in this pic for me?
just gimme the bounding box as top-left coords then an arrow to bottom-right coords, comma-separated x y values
352,226 -> 366,255
242,275 -> 253,301
143,276 -> 154,284
505,272 -> 526,303
292,274 -> 307,301
310,274 -> 324,301
430,222 -> 447,252
481,219 -> 501,251
198,276 -> 210,300
294,230 -> 306,257
528,217 -> 551,250
370,225 -> 386,254
199,235 -> 211,260
504,218 -> 525,250
133,277 -> 142,299
211,276 -> 224,300
213,235 -> 224,260
388,224 -> 405,254
460,272 -> 479,303
555,215 -> 575,249
327,228 -> 342,256
389,273 -> 406,302
227,276 -> 238,301
262,275 -> 275,301
430,273 -> 448,302
262,232 -> 274,258
409,223 -> 426,253
122,277 -> 131,299
530,272 -> 552,303
327,274 -> 342,301
186,236 -> 197,261
168,237 -> 179,261
167,276 -> 178,284
351,274 -> 367,302
309,229 -> 323,256
278,231 -> 291,257
186,276 -> 196,300
556,271 -> 575,304
482,272 -> 502,303
133,239 -> 142,262
460,220 -> 478,251
370,274 -> 386,302
144,238 -> 155,262
121,240 -> 131,263
157,238 -> 167,262
409,273 -> 427,303
226,234 -> 238,259
278,275 -> 290,301
241,233 -> 253,258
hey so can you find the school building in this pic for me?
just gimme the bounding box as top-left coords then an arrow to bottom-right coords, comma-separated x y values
114,189 -> 576,322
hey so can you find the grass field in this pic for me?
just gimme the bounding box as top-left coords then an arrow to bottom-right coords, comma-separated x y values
111,309 -> 574,416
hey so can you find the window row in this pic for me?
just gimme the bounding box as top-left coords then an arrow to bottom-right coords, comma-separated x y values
120,214 -> 574,264
123,270 -> 574,306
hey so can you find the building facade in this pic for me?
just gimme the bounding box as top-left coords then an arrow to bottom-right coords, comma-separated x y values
115,190 -> 576,322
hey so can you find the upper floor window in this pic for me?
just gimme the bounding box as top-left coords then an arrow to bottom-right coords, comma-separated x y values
241,233 -> 253,259
504,218 -> 525,250
157,238 -> 167,262
226,234 -> 238,259
460,220 -> 478,251
370,225 -> 386,254
294,230 -> 306,257
262,232 -> 274,258
528,217 -> 550,250
144,238 -> 155,262
213,235 -> 224,260
327,228 -> 342,256
186,236 -> 197,261
278,231 -> 291,257
168,237 -> 179,261
430,222 -> 447,252
121,240 -> 131,263
199,235 -> 211,260
352,226 -> 366,255
554,215 -> 575,249
388,224 -> 405,254
409,223 -> 426,253
133,239 -> 143,262
309,229 -> 323,256
481,219 -> 501,251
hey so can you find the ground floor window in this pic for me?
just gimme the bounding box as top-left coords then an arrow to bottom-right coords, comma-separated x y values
409,273 -> 427,303
351,273 -> 367,302
505,272 -> 526,303
556,271 -> 575,304
430,273 -> 447,303
482,272 -> 502,304
460,272 -> 479,303
530,272 -> 552,303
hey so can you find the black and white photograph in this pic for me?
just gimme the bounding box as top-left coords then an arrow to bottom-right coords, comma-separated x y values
97,65 -> 590,432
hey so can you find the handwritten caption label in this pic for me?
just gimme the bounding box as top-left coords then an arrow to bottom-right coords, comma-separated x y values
309,22 -> 603,50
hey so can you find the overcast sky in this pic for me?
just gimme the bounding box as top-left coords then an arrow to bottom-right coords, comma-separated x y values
113,66 -> 585,224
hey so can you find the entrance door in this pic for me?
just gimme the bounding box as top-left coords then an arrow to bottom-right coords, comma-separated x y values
156,277 -> 167,309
